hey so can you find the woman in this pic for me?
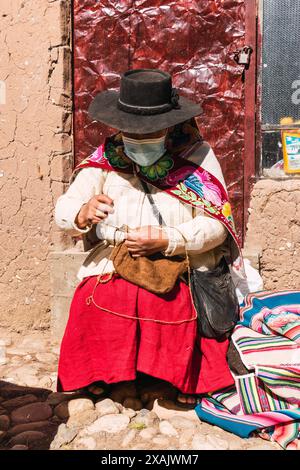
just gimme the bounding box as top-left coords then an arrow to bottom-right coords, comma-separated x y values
55,69 -> 245,405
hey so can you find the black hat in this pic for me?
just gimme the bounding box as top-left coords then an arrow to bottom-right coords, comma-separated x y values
88,69 -> 203,134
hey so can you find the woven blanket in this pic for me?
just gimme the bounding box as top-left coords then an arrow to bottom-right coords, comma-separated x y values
195,290 -> 300,450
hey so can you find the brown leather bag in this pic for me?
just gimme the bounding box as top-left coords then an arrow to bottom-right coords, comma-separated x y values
110,241 -> 188,294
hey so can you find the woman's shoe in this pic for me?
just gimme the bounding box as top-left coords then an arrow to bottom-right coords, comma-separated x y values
84,381 -> 111,400
176,392 -> 202,406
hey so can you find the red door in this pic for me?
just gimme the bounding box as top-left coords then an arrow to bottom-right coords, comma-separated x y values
73,1 -> 255,245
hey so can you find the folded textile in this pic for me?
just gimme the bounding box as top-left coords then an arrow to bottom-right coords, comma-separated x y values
195,392 -> 300,449
195,290 -> 300,450
232,325 -> 300,372
239,289 -> 300,343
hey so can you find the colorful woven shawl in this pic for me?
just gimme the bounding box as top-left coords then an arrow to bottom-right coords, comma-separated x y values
73,119 -> 246,279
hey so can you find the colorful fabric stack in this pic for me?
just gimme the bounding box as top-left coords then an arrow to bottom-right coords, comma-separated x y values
195,290 -> 300,450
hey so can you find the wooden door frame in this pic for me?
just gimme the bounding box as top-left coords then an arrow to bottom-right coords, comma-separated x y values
243,0 -> 259,240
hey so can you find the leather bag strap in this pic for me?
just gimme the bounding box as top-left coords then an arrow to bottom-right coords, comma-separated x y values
139,178 -> 167,227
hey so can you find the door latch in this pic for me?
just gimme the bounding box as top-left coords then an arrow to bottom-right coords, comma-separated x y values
234,46 -> 253,69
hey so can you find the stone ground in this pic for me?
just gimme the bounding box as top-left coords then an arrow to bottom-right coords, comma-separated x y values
0,328 -> 280,451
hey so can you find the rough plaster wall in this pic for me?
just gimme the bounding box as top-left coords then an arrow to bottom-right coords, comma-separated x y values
0,0 -> 72,331
245,179 -> 300,290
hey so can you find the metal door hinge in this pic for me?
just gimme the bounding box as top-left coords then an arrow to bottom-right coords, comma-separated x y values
234,46 -> 253,69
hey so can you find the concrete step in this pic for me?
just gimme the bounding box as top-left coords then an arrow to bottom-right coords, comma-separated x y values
49,250 -> 86,340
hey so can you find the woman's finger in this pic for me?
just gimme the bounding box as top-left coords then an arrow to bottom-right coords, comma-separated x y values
124,239 -> 142,248
90,216 -> 106,224
132,252 -> 148,257
95,194 -> 114,206
124,240 -> 140,248
96,203 -> 114,214
125,232 -> 139,242
94,209 -> 107,219
127,247 -> 145,253
90,200 -> 112,212
128,248 -> 149,255
129,250 -> 147,257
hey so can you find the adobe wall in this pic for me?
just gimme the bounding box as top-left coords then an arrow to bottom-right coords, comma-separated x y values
0,0 -> 73,331
244,178 -> 300,290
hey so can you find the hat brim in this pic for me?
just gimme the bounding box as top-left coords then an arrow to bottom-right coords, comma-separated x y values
88,90 -> 203,133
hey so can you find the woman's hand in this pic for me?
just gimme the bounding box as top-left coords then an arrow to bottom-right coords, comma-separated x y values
124,225 -> 169,257
75,195 -> 114,229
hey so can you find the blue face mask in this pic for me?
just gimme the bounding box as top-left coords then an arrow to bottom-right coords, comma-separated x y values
122,134 -> 167,166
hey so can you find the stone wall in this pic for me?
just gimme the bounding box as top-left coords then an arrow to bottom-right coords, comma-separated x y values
0,0 -> 72,331
244,178 -> 300,290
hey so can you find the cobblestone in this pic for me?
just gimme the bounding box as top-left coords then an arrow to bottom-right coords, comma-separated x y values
0,328 -> 282,450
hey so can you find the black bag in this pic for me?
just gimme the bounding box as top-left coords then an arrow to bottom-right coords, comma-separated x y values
189,256 -> 240,339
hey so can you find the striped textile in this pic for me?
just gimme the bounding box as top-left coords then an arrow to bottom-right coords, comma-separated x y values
196,395 -> 300,441
235,373 -> 289,414
232,325 -> 300,370
239,290 -> 300,344
195,290 -> 300,450
270,422 -> 299,450
256,366 -> 300,403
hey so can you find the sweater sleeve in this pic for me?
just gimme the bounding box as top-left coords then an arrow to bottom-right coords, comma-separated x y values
54,167 -> 107,237
163,143 -> 229,256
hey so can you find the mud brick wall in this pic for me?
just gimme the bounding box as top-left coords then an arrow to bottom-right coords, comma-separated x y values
244,178 -> 300,290
0,1 -> 73,330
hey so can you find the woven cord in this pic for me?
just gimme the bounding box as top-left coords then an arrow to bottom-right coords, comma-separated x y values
86,274 -> 197,324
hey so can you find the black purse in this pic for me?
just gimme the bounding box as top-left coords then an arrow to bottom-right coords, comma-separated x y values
189,255 -> 240,339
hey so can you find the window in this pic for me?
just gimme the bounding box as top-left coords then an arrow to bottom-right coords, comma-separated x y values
259,0 -> 300,178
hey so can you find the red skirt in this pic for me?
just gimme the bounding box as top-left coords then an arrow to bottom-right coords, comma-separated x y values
57,274 -> 234,394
